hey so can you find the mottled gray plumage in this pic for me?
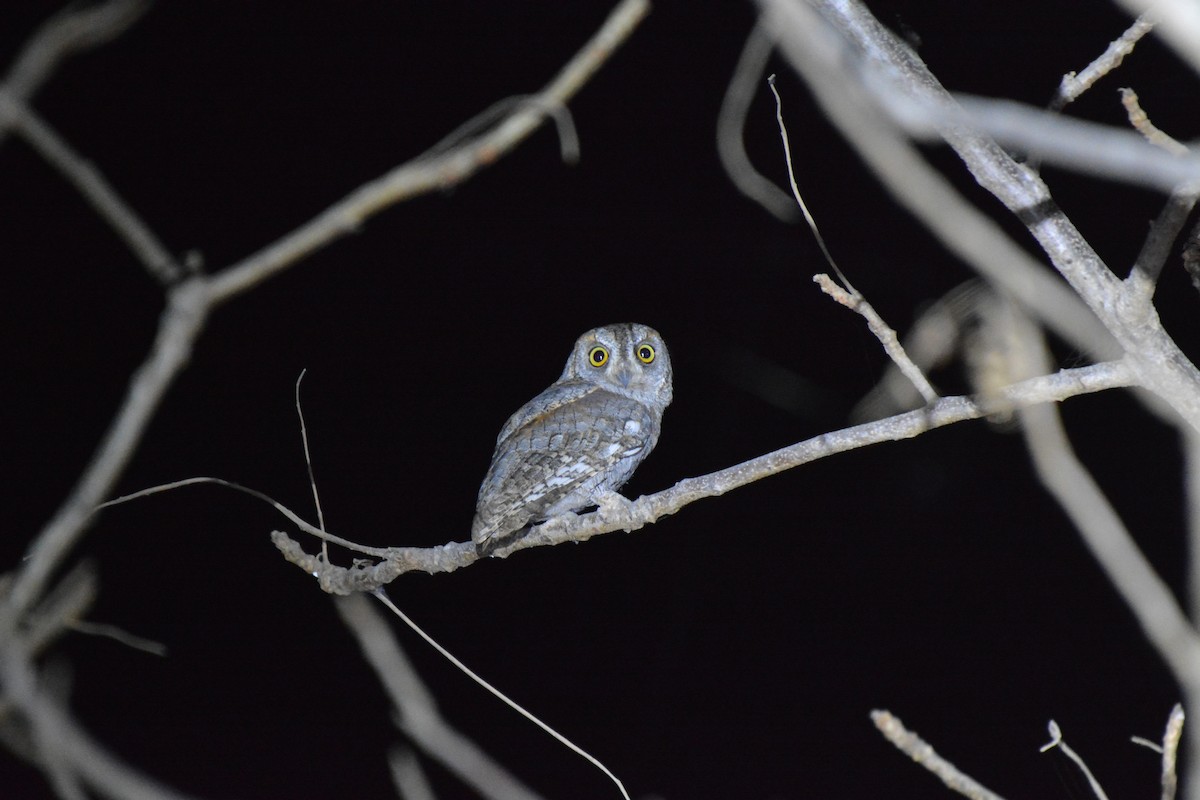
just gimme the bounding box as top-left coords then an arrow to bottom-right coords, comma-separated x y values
472,323 -> 673,552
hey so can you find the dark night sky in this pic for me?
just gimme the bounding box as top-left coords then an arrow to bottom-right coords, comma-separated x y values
2,2 -> 1197,798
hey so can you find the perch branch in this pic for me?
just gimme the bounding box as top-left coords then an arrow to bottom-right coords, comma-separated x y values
272,360 -> 1134,590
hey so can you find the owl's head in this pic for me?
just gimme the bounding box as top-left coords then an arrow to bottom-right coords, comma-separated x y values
563,322 -> 673,409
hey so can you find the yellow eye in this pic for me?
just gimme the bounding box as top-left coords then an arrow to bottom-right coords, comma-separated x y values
636,342 -> 656,364
587,345 -> 609,367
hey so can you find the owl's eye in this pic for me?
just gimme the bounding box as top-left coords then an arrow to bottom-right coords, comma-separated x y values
636,343 -> 656,364
588,345 -> 609,367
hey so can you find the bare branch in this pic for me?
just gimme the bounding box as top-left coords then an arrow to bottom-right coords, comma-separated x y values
1120,88 -> 1188,156
1051,14 -> 1154,110
871,710 -> 1007,800
388,747 -> 437,800
0,92 -> 184,284
334,593 -> 548,800
1018,374 -> 1200,727
0,628 -> 203,800
1040,721 -> 1110,800
1127,185 -> 1200,307
10,278 -> 210,616
0,0 -> 147,121
205,0 -> 650,306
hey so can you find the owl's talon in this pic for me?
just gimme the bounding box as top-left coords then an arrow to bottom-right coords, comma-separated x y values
593,490 -> 636,531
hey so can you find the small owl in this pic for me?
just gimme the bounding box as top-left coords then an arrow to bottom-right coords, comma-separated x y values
472,323 -> 673,553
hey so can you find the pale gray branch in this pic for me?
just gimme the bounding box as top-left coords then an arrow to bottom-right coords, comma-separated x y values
1019,379 -> 1200,781
0,91 -> 183,284
871,710 -> 1007,800
205,0 -> 650,306
716,24 -> 799,222
1052,14 -> 1154,110
1111,0 -> 1200,78
334,594 -> 546,800
0,0 -> 147,128
1040,721 -> 1110,800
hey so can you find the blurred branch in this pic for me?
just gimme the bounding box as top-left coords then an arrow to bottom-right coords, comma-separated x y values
0,92 -> 184,284
334,594 -> 546,800
716,23 -> 799,221
273,359 -> 1134,590
0,0 -> 147,137
1111,0 -> 1200,78
205,0 -> 650,305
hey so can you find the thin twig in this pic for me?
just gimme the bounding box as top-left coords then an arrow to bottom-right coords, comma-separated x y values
814,273 -> 939,404
1040,721 -> 1110,800
1136,704 -> 1186,800
1126,184 -> 1200,306
1120,88 -> 1188,156
370,591 -> 630,800
871,710 -> 1007,800
768,74 -> 937,402
1050,14 -> 1154,111
767,73 -> 843,276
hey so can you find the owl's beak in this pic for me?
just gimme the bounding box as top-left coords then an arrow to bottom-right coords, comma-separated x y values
614,367 -> 632,388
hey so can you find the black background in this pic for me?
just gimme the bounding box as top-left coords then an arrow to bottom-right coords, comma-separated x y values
1,1 -> 1195,798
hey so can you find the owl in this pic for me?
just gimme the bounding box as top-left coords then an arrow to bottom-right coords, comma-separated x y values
472,323 -> 673,554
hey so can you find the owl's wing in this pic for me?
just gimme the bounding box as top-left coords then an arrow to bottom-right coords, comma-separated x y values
473,387 -> 658,545
493,378 -> 597,446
